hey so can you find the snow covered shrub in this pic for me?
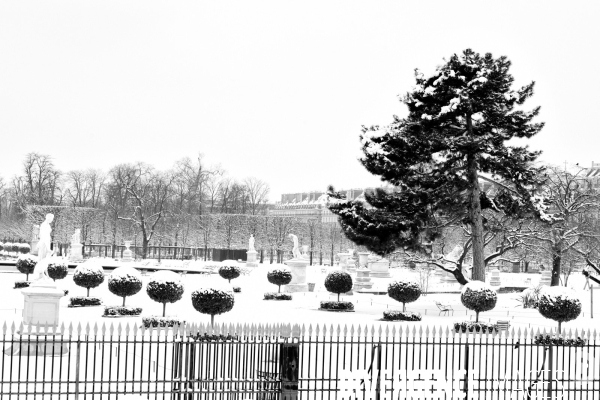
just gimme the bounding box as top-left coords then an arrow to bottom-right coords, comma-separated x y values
218,265 -> 241,283
533,333 -> 586,347
461,281 -> 497,322
14,281 -> 31,289
18,243 -> 31,254
537,286 -> 582,333
16,254 -> 37,281
324,271 -> 353,302
267,267 -> 292,293
146,270 -> 184,317
103,306 -> 142,317
233,286 -> 241,293
191,280 -> 235,326
73,260 -> 105,297
319,301 -> 354,311
142,317 -> 184,328
264,292 -> 292,301
516,286 -> 542,309
108,266 -> 143,307
47,259 -> 69,282
388,281 -> 422,311
9,243 -> 19,254
69,297 -> 102,307
383,310 -> 422,321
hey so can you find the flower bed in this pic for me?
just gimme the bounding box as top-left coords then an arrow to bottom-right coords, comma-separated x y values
142,317 -> 185,328
319,301 -> 354,312
454,321 -> 498,333
103,306 -> 142,317
69,297 -> 102,307
534,334 -> 587,347
264,292 -> 292,301
382,310 -> 422,321
14,281 -> 31,289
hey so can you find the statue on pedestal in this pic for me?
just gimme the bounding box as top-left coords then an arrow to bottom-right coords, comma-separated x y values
288,234 -> 301,259
71,229 -> 81,245
248,234 -> 256,252
33,214 -> 54,281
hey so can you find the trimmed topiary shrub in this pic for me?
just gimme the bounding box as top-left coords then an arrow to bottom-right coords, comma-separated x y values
18,243 -> 31,254
108,266 -> 143,307
16,254 -> 38,281
103,306 -> 142,317
537,286 -> 582,333
73,260 -> 105,297
14,281 -> 31,289
9,243 -> 19,254
69,297 -> 102,307
454,321 -> 498,333
267,267 -> 292,293
388,281 -> 422,312
191,281 -> 235,326
218,265 -> 241,283
461,281 -> 497,322
47,259 -> 69,282
319,301 -> 354,311
146,270 -> 184,317
142,317 -> 185,328
324,271 -> 353,302
264,292 -> 292,301
383,310 -> 422,321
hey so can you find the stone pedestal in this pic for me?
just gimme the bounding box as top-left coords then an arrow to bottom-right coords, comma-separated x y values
284,258 -> 309,292
368,258 -> 391,278
69,243 -> 83,262
489,268 -> 501,287
540,271 -> 552,286
354,268 -> 374,291
122,241 -> 133,262
31,240 -> 39,256
246,250 -> 259,268
22,280 -> 64,328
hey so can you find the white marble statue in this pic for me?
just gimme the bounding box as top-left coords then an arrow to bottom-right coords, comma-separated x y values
288,234 -> 301,259
248,234 -> 256,252
71,228 -> 81,245
33,213 -> 54,280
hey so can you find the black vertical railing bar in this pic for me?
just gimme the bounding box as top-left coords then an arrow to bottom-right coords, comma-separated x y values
146,327 -> 154,398
306,325 -> 312,396
155,328 -> 163,399
314,326 -> 320,397
326,325 -> 333,400
91,328 -> 99,399
163,328 -> 170,398
49,325 -> 57,398
341,324 -> 348,400
233,327 -> 242,396
139,326 -> 147,396
123,325 -> 130,396
100,328 -> 107,399
41,326 -> 48,398
82,326 -> 90,400
1,325 -> 6,398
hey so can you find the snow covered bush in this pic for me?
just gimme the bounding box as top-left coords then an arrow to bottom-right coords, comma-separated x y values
142,317 -> 184,328
103,306 -> 142,317
461,281 -> 497,322
18,243 -> 31,254
69,297 -> 102,307
191,280 -> 235,326
264,292 -> 292,301
516,286 -> 542,309
324,271 -> 353,302
16,254 -> 38,281
320,301 -> 354,311
218,265 -> 241,283
533,333 -> 586,347
537,286 -> 582,333
146,271 -> 184,317
73,260 -> 105,297
108,266 -> 143,307
47,259 -> 69,282
388,281 -> 421,312
383,310 -> 422,321
267,267 -> 292,293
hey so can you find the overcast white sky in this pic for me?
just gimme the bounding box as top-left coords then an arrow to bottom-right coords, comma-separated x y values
1,1 -> 598,202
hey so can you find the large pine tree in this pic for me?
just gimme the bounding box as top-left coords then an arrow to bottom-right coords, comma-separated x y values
328,49 -> 544,282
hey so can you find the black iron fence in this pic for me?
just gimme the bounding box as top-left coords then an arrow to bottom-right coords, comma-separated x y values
1,322 -> 598,399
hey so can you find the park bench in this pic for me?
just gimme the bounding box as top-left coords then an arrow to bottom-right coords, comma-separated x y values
435,301 -> 454,316
496,320 -> 511,332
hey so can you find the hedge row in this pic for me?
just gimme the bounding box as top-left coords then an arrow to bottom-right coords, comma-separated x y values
382,310 -> 422,321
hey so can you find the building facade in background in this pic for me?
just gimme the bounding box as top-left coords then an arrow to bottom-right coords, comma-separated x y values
269,188 -> 374,223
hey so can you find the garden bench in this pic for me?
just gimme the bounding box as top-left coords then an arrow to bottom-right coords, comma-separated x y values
496,320 -> 511,332
435,301 -> 454,316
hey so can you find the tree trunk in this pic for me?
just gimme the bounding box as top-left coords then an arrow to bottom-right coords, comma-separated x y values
122,296 -> 126,307
163,302 -> 166,317
447,267 -> 469,285
467,153 -> 485,282
476,311 -> 479,323
210,314 -> 214,327
142,237 -> 149,259
87,287 -> 90,297
551,250 -> 561,286
402,302 -> 406,312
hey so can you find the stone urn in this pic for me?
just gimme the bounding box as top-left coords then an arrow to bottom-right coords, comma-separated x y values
284,258 -> 309,292
338,253 -> 349,270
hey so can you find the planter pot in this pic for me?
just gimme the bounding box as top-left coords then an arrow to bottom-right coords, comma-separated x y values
308,283 -> 315,292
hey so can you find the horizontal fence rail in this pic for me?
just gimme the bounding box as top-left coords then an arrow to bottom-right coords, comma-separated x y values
0,322 -> 598,399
